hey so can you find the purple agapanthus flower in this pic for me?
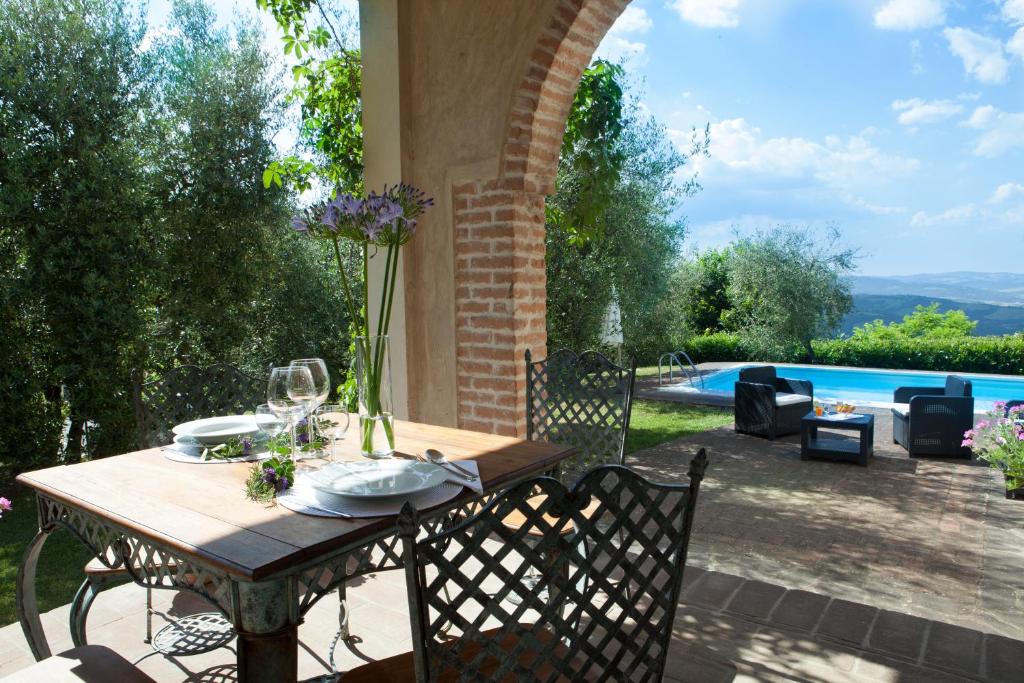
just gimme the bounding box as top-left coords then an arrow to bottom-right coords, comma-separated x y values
291,216 -> 309,234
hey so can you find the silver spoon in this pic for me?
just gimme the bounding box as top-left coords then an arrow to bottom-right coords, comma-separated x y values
423,448 -> 478,480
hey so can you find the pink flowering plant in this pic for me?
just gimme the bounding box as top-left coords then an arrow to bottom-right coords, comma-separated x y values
0,496 -> 11,518
964,401 -> 1024,490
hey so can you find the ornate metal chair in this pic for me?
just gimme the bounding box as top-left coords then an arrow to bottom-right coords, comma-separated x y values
70,364 -> 264,656
133,363 -> 265,448
891,375 -> 974,458
343,453 -> 709,682
733,365 -> 814,439
500,349 -> 637,575
524,348 -> 637,482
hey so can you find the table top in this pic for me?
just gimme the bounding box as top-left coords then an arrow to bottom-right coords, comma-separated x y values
801,411 -> 873,427
17,418 -> 576,581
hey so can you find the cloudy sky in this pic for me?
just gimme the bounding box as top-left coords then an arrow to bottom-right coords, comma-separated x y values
595,0 -> 1024,275
149,0 -> 1024,276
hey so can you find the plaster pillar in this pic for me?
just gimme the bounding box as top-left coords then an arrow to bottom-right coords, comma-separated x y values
359,0 -> 409,420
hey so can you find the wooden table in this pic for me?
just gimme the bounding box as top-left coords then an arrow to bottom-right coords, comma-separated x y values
16,418 -> 576,682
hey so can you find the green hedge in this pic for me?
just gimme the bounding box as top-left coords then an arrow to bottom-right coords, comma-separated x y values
682,332 -> 1024,375
812,335 -> 1024,375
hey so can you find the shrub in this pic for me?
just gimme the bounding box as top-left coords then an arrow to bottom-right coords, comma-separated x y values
679,332 -> 1024,376
812,335 -> 1024,375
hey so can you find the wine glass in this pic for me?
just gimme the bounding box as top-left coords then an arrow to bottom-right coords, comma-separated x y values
255,403 -> 287,453
267,366 -> 315,460
291,358 -> 330,447
316,404 -> 350,461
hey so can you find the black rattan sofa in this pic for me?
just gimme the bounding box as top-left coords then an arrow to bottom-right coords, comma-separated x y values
891,375 -> 974,458
734,366 -> 814,439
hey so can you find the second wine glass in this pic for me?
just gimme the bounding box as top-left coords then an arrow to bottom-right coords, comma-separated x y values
291,358 -> 330,450
267,366 -> 315,461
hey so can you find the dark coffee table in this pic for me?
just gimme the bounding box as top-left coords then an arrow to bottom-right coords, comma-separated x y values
801,412 -> 874,466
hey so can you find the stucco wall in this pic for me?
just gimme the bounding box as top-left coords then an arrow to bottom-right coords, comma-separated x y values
396,0 -> 557,428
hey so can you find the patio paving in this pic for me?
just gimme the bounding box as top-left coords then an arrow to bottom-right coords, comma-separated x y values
2,409 -> 1023,681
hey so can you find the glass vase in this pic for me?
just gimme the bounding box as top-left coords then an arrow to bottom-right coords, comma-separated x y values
355,335 -> 395,459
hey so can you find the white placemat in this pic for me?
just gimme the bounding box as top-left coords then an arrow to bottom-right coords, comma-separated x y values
278,459 -> 481,518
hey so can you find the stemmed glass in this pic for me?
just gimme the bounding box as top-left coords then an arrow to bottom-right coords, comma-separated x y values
290,358 -> 330,450
267,366 -> 316,461
316,404 -> 350,461
254,403 -> 287,453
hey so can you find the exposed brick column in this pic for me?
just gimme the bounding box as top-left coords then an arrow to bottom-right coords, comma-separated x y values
453,182 -> 546,436
452,0 -> 628,436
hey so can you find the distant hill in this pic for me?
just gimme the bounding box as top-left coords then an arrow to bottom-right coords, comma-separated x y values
849,272 -> 1024,306
842,294 -> 1024,337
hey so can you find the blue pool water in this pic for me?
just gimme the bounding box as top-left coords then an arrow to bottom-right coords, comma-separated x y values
692,365 -> 1024,411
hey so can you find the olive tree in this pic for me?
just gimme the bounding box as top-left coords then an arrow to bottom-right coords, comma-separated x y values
0,0 -> 152,460
727,226 -> 856,362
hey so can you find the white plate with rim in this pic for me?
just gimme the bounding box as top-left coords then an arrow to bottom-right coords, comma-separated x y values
172,415 -> 263,446
304,460 -> 449,499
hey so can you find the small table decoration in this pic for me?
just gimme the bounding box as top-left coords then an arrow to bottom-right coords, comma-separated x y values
293,184 -> 433,459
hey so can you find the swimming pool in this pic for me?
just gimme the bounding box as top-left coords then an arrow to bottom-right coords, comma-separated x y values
672,364 -> 1024,411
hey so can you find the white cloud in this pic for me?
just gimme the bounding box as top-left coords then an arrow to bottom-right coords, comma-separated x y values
593,36 -> 649,66
1008,27 -> 1024,62
891,98 -> 964,125
910,203 -> 977,227
991,182 -> 1024,203
611,6 -> 653,34
943,27 -> 1010,84
594,5 -> 653,67
670,0 -> 740,29
874,0 -> 946,31
1003,0 -> 1024,25
963,105 -> 1024,157
688,118 -> 920,189
842,194 -> 907,215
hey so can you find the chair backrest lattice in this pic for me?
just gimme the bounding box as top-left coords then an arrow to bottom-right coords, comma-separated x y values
133,364 -> 265,448
525,349 -> 637,483
399,453 -> 709,683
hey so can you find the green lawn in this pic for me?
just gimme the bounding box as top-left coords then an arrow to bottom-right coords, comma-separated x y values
625,400 -> 732,454
0,484 -> 94,627
0,399 -> 730,627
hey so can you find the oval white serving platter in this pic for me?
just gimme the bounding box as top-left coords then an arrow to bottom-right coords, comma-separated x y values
304,460 -> 449,499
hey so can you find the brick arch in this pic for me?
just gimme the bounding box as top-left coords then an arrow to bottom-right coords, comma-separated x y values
452,0 -> 630,437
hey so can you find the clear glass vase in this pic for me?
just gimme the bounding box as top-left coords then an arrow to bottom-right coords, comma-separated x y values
355,335 -> 395,459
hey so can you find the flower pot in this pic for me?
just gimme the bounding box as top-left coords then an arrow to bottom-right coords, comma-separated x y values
355,335 -> 395,459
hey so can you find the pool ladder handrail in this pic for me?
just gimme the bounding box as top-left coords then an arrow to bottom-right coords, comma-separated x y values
658,351 -> 704,390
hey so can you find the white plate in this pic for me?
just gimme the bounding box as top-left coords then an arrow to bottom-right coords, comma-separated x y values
172,415 -> 262,446
304,460 -> 449,499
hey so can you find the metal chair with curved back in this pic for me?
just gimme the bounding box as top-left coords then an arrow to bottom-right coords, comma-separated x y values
525,348 -> 637,482
343,453 -> 709,682
69,364 -> 264,656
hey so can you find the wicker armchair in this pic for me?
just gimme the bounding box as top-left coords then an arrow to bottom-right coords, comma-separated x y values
891,375 -> 974,459
734,365 -> 814,439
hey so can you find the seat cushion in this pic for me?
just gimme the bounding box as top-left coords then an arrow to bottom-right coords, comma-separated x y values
343,626 -> 591,683
0,646 -> 155,682
774,392 -> 811,407
501,495 -> 602,537
891,404 -> 910,419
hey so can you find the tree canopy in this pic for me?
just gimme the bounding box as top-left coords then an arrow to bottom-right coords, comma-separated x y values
852,303 -> 977,341
726,226 -> 857,361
